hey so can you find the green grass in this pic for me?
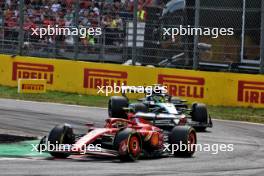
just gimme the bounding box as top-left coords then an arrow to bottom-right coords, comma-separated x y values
0,85 -> 264,124
0,85 -> 108,107
208,106 -> 264,124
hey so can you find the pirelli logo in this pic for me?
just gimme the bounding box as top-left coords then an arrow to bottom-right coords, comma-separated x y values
12,62 -> 54,84
18,79 -> 47,93
158,74 -> 205,98
238,81 -> 264,104
83,69 -> 128,89
21,84 -> 45,91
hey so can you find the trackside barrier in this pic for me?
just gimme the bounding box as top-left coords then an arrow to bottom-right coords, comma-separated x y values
0,54 -> 263,108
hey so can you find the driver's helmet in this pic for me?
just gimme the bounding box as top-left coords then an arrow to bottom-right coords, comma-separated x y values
153,85 -> 166,97
146,84 -> 167,103
152,95 -> 166,103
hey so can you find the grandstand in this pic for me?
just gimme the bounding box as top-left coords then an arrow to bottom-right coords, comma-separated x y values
0,0 -> 263,74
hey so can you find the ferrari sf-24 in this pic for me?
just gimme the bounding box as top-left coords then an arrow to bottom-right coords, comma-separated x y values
38,114 -> 197,161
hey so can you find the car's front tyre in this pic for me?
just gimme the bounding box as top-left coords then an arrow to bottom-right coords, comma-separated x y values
108,96 -> 129,118
47,124 -> 75,158
114,128 -> 142,161
169,126 -> 197,157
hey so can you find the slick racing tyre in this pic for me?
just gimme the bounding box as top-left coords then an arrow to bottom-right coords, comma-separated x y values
191,103 -> 208,123
169,126 -> 197,157
47,124 -> 75,158
191,103 -> 208,131
108,96 -> 129,118
114,128 -> 142,162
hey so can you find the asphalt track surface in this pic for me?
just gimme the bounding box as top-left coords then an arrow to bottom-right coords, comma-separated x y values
0,99 -> 263,176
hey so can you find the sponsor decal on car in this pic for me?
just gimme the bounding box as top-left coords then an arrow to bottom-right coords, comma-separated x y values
237,80 -> 264,104
12,62 -> 54,84
83,68 -> 128,89
158,74 -> 205,99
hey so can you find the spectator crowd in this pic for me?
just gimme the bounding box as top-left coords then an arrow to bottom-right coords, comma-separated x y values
0,0 -> 161,52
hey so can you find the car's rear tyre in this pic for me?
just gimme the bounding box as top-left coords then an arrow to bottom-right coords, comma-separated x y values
114,128 -> 142,162
47,124 -> 75,158
191,103 -> 208,131
108,96 -> 128,118
130,103 -> 148,113
169,126 -> 196,157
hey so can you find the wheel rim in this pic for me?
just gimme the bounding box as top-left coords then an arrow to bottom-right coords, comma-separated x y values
188,132 -> 196,153
129,136 -> 140,157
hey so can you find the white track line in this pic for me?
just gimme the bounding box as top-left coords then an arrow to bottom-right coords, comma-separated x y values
213,119 -> 264,126
0,157 -> 30,161
9,98 -> 107,109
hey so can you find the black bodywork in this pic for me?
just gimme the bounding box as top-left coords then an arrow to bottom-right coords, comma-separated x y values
108,93 -> 213,131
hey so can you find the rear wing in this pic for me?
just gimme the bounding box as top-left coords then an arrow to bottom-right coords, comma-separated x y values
133,112 -> 179,120
132,112 -> 183,126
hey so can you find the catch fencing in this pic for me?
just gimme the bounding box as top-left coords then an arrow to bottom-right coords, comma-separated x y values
0,0 -> 263,73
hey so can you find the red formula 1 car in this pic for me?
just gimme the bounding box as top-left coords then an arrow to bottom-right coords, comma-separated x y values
38,116 -> 197,161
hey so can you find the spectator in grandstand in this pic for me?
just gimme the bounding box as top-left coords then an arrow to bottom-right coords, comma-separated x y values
137,5 -> 147,21
4,3 -> 18,42
64,8 -> 74,26
51,0 -> 61,13
3,0 -> 146,53
102,14 -> 113,45
112,14 -> 124,46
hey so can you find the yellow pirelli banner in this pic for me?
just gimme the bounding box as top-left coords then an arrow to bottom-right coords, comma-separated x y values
0,54 -> 263,108
18,79 -> 47,93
